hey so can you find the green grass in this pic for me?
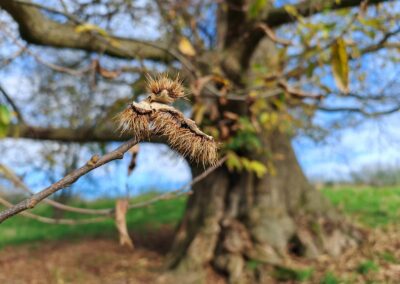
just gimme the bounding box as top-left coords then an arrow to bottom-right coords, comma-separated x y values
322,186 -> 400,227
1,186 -> 400,248
356,260 -> 379,275
0,193 -> 186,248
320,272 -> 340,284
272,266 -> 314,282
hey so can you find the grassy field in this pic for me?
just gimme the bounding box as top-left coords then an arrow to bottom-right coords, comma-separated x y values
1,186 -> 400,248
323,186 -> 400,227
0,193 -> 186,248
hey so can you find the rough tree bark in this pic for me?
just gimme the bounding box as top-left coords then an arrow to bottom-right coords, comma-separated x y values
168,129 -> 364,283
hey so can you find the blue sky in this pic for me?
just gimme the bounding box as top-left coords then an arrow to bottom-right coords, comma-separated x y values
294,112 -> 400,181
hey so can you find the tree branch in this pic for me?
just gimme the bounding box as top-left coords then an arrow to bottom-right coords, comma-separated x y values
6,124 -> 131,142
0,84 -> 25,124
0,138 -> 138,223
264,0 -> 394,28
0,194 -> 110,224
126,156 -> 227,210
317,104 -> 400,116
359,26 -> 400,55
0,164 -> 112,215
0,0 -> 170,61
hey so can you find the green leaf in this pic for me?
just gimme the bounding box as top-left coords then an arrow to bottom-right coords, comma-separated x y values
0,105 -> 11,125
0,105 -> 11,138
359,18 -> 382,29
226,151 -> 243,172
331,38 -> 349,93
248,0 -> 267,19
0,124 -> 7,138
284,5 -> 299,17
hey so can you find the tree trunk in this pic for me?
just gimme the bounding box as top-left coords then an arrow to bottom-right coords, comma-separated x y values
167,130 -> 364,283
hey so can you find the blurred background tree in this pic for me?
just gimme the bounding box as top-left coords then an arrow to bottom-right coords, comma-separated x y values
0,0 -> 399,282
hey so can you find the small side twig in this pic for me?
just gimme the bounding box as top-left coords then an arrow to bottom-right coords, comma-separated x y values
0,84 -> 25,124
126,156 -> 227,210
278,80 -> 323,100
256,23 -> 292,46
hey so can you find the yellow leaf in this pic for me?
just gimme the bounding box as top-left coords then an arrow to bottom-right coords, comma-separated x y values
240,157 -> 251,171
331,38 -> 349,94
226,151 -> 242,172
75,23 -> 108,37
193,103 -> 206,125
249,160 -> 267,178
178,37 -> 196,56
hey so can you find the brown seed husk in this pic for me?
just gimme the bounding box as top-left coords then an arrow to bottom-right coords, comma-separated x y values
116,76 -> 218,166
146,74 -> 185,101
115,104 -> 150,141
151,111 -> 218,166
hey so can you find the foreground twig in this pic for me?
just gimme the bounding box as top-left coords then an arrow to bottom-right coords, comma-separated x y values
0,138 -> 138,224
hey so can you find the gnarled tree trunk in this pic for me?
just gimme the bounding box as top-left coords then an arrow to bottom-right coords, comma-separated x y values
168,130 -> 363,283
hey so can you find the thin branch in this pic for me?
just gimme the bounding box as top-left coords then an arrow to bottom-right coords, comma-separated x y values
264,0 -> 394,28
359,26 -> 400,55
0,194 -> 110,225
0,138 -> 138,224
1,28 -> 85,76
126,156 -> 227,210
0,45 -> 25,68
317,104 -> 400,116
278,80 -> 323,100
0,164 -> 111,215
256,23 -> 292,46
0,84 -> 25,124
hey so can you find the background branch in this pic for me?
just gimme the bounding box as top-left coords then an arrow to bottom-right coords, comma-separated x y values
6,125 -> 131,142
0,164 -> 112,215
0,84 -> 25,124
264,0 -> 393,28
0,194 -> 110,224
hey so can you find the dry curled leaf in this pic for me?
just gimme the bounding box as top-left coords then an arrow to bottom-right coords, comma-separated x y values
178,37 -> 196,56
115,199 -> 134,249
331,38 -> 349,94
